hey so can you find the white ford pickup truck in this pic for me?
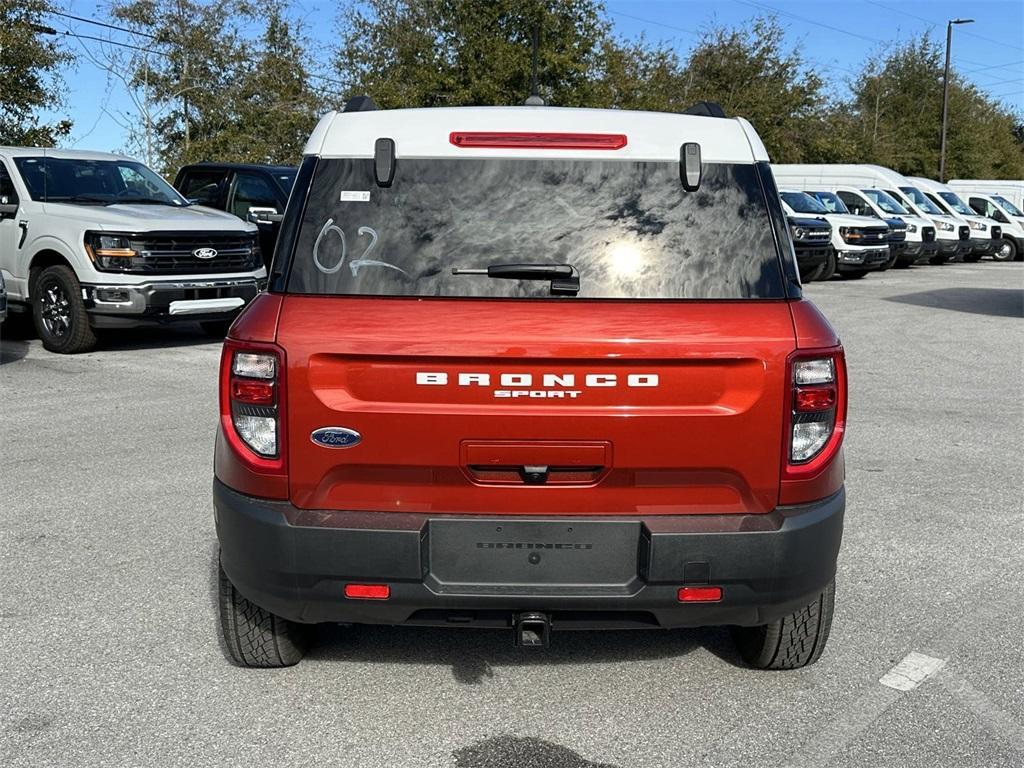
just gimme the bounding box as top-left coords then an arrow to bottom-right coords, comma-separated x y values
0,148 -> 266,353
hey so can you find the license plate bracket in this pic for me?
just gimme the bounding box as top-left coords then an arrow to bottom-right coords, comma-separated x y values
426,519 -> 642,594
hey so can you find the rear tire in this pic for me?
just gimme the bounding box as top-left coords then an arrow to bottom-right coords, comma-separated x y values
839,269 -> 869,279
218,560 -> 308,667
993,238 -> 1017,262
928,253 -> 950,265
732,580 -> 835,670
31,265 -> 97,354
963,254 -> 982,263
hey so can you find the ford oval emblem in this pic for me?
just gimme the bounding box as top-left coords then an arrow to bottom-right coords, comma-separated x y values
193,247 -> 218,259
310,427 -> 362,449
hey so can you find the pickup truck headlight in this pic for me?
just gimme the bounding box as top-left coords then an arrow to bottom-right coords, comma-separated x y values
935,220 -> 955,232
84,232 -> 144,271
790,226 -> 807,240
838,227 -> 862,243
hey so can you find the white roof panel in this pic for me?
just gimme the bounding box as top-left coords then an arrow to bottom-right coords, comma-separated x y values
305,106 -> 765,164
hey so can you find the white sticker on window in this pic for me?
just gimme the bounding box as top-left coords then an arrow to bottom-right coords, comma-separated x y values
340,190 -> 371,202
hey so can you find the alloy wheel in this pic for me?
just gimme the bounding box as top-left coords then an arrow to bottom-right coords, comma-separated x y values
38,280 -> 72,339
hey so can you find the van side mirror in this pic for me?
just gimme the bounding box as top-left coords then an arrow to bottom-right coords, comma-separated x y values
247,206 -> 282,225
680,142 -> 702,191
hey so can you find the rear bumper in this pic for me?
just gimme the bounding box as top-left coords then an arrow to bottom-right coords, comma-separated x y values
214,479 -> 845,630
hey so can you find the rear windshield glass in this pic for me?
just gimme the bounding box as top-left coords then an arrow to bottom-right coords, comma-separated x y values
286,158 -> 785,299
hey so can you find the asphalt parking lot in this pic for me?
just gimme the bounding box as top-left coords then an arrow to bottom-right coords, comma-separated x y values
1,262 -> 1022,768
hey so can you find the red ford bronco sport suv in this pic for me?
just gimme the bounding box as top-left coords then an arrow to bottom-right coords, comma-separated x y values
215,98 -> 846,669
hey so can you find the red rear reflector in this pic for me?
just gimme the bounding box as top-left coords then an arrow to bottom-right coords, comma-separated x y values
677,586 -> 723,603
231,378 -> 275,405
344,584 -> 390,600
449,132 -> 627,150
794,386 -> 837,412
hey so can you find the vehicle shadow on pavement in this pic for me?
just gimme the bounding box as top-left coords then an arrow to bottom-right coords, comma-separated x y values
0,338 -> 30,364
96,326 -> 224,351
305,621 -> 741,684
452,735 -> 620,768
885,287 -> 1024,318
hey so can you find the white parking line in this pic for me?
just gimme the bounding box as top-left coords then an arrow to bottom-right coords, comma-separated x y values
940,671 -> 1024,753
879,652 -> 946,691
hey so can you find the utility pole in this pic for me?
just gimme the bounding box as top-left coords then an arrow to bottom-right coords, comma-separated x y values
939,18 -> 974,182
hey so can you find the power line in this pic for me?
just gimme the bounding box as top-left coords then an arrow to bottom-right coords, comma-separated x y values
49,27 -> 170,57
607,10 -> 700,39
733,0 -> 879,45
862,0 -> 1024,54
610,5 -> 860,79
46,10 -> 159,40
962,60 -> 1024,75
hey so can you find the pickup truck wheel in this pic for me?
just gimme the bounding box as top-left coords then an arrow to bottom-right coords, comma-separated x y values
963,254 -> 982,263
993,238 -> 1017,262
218,561 -> 307,667
732,580 -> 835,670
32,265 -> 97,354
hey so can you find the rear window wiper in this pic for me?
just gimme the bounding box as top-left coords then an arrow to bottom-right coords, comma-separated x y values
451,263 -> 580,296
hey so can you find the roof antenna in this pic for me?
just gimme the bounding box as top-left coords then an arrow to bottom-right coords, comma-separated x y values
524,25 -> 544,106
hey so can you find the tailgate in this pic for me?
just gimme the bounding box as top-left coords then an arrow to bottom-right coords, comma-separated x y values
279,297 -> 795,515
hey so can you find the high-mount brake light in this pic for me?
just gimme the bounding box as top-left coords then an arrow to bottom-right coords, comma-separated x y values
449,132 -> 627,150
784,350 -> 847,473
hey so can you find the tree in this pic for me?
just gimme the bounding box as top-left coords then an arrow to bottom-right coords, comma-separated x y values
336,0 -> 611,108
674,17 -> 832,163
109,0 -> 255,173
0,0 -> 73,146
198,4 -> 325,164
846,34 -> 1024,178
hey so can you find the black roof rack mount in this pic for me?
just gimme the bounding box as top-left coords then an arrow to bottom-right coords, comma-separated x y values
683,101 -> 728,118
343,95 -> 379,113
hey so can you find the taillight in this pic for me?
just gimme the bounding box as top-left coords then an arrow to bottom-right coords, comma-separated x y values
219,340 -> 287,474
783,348 -> 847,479
449,132 -> 628,150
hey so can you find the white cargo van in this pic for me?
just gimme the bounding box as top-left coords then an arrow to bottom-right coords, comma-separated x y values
909,177 -> 1003,261
773,164 -> 970,264
772,164 -> 937,267
0,148 -> 266,353
948,180 -> 1024,212
778,190 -> 889,278
952,190 -> 1024,261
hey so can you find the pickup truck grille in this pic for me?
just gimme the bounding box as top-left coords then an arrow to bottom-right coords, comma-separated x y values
130,233 -> 261,274
888,230 -> 907,243
922,227 -> 936,243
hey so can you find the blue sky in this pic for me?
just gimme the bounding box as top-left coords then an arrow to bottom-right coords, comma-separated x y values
42,0 -> 1024,157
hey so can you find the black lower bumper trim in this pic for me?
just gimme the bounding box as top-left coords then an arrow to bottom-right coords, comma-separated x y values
214,480 -> 845,630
